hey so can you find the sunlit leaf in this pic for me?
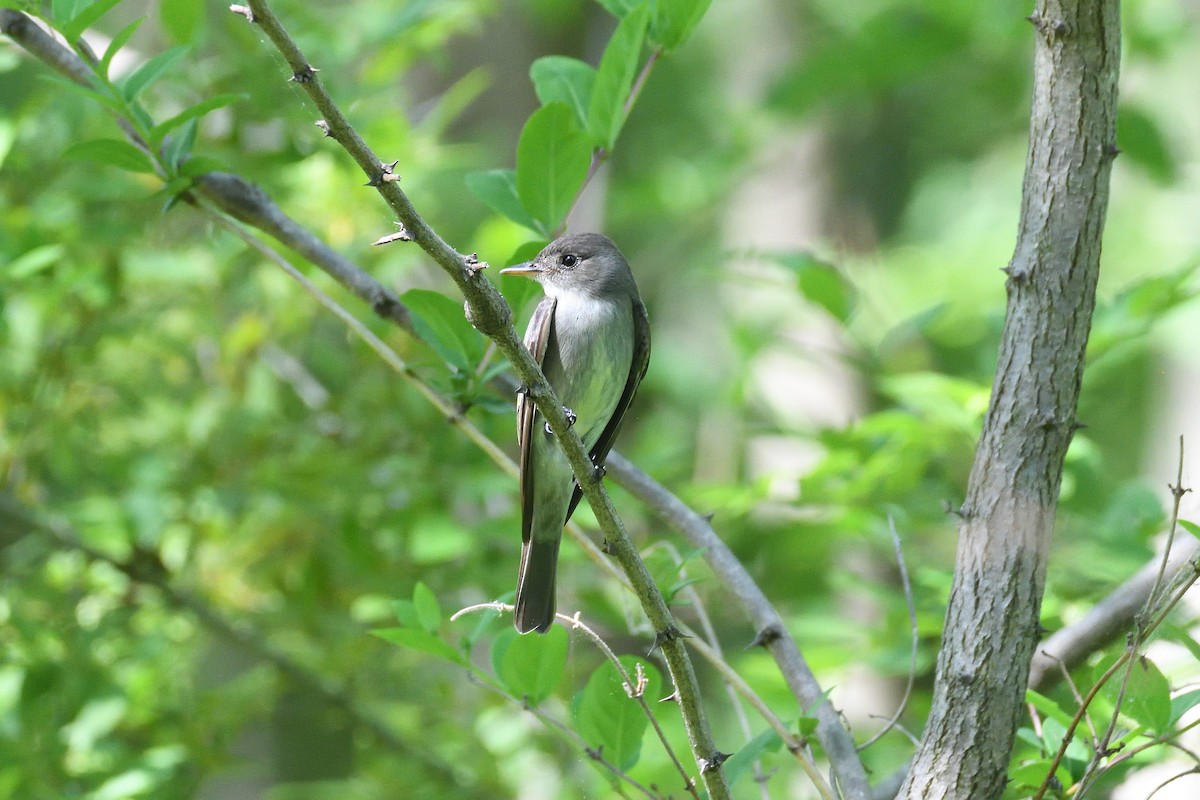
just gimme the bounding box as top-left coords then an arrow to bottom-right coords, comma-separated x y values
466,168 -> 542,233
530,56 -> 596,130
63,138 -> 154,173
515,102 -> 591,234
572,656 -> 661,771
117,45 -> 190,103
491,626 -> 569,706
587,2 -> 649,149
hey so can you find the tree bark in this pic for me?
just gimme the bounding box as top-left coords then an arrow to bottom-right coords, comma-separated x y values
897,2 -> 1120,798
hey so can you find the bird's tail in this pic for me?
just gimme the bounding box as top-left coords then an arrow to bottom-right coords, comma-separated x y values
514,537 -> 560,634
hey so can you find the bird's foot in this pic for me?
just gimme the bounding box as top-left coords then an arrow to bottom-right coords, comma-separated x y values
590,455 -> 607,482
544,406 -> 577,435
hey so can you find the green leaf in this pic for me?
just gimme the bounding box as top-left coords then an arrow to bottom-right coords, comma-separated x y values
401,288 -> 487,372
100,18 -> 145,78
1009,759 -> 1073,791
61,0 -> 124,42
1025,689 -> 1074,729
118,45 -> 190,103
491,626 -> 569,706
1170,688 -> 1200,726
179,156 -> 226,178
160,0 -> 205,44
723,727 -> 782,787
163,119 -> 197,171
595,0 -> 641,17
412,582 -> 442,634
772,252 -> 855,321
530,56 -> 596,130
465,169 -> 542,233
372,627 -> 465,664
63,139 -> 154,173
1117,105 -> 1176,184
51,0 -> 86,26
1178,519 -> 1200,540
587,3 -> 650,150
572,656 -> 661,771
650,0 -> 713,51
151,94 -> 243,145
1096,655 -> 1172,735
515,102 -> 591,235
6,245 -> 66,280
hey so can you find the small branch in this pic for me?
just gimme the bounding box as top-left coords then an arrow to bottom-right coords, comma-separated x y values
857,517 -> 918,751
455,602 -> 701,800
606,453 -> 870,798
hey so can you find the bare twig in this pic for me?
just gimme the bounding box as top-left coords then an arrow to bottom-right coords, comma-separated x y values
857,516 -> 918,751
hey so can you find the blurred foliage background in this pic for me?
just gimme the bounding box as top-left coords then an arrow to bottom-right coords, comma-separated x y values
3,0 -> 1200,798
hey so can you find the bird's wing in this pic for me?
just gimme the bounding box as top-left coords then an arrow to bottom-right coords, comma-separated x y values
517,296 -> 557,544
565,296 -> 651,522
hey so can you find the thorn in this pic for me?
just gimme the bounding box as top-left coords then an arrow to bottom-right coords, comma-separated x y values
289,65 -> 320,84
699,751 -> 731,774
464,252 -> 489,276
1104,142 -> 1122,159
659,690 -> 678,703
315,119 -> 332,137
701,511 -> 716,523
600,538 -> 615,555
584,745 -> 603,760
747,624 -> 782,649
229,4 -> 255,22
648,624 -> 686,655
372,224 -> 413,246
942,499 -> 965,518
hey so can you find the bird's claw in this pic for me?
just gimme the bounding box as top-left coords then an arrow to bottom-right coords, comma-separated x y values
544,406 -> 577,436
591,456 -> 606,481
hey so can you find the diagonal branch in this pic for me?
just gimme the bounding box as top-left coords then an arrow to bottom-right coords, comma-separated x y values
238,2 -> 730,795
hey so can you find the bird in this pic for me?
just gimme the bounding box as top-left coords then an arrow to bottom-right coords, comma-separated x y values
499,233 -> 651,634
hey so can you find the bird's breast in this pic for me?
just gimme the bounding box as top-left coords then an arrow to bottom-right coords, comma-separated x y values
545,293 -> 634,445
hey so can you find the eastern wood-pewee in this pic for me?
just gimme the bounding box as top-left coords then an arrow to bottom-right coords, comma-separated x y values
499,233 -> 651,634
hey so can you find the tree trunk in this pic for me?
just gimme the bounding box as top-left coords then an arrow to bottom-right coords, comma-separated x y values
897,1 -> 1120,797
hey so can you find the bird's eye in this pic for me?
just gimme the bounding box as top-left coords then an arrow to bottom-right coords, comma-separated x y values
560,253 -> 578,267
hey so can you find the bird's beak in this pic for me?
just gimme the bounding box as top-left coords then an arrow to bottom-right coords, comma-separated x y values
499,261 -> 541,277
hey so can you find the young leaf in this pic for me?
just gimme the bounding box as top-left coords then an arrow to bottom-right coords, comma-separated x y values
594,0 -> 640,17
1178,519 -> 1200,539
515,102 -> 591,235
723,728 -> 782,788
63,139 -> 154,173
651,0 -> 713,51
163,118 -> 197,171
51,0 -> 86,26
530,56 -> 596,130
372,627 -> 464,665
401,288 -> 487,373
465,169 -> 542,233
587,3 -> 649,150
491,626 -> 569,706
572,656 -> 662,771
6,244 -> 66,280
151,94 -> 243,145
412,582 -> 442,634
61,0 -> 124,42
100,17 -> 145,78
773,252 -> 856,322
118,45 -> 190,103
